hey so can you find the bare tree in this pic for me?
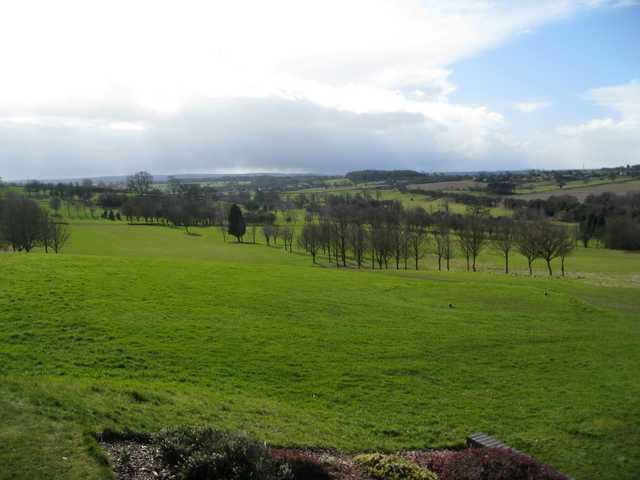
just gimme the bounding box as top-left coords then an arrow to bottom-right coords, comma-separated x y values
458,227 -> 473,272
492,217 -> 517,274
330,204 -> 350,267
262,225 -> 274,245
49,196 -> 62,215
299,223 -> 321,263
348,221 -> 367,268
272,225 -> 281,246
127,171 -> 153,195
40,214 -> 52,253
559,226 -> 577,277
281,226 -> 294,252
458,205 -> 489,272
218,222 -> 228,242
536,221 -> 569,276
406,207 -> 429,270
515,222 -> 539,275
50,221 -> 71,253
433,220 -> 452,271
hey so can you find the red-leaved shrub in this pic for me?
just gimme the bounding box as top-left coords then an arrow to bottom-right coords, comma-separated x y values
414,448 -> 568,480
270,449 -> 331,480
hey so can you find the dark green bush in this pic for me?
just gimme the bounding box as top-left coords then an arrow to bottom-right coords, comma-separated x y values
604,217 -> 640,250
155,426 -> 291,480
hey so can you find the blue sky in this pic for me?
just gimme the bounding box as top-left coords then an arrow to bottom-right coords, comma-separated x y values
450,5 -> 640,129
0,0 -> 639,179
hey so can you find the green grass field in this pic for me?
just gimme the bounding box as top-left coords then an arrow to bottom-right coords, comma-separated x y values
1,220 -> 639,480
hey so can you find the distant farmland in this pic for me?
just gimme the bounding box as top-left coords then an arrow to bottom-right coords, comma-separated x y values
515,179 -> 640,201
408,179 -> 485,191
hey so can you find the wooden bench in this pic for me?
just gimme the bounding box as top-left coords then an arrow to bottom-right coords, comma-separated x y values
467,432 -> 573,479
467,432 -> 516,451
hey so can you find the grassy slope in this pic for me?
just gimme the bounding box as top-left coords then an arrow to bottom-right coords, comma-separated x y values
64,221 -> 639,285
1,222 -> 639,480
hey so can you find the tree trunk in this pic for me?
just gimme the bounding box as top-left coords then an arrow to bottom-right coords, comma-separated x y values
561,256 -> 565,277
546,259 -> 553,276
505,251 -> 509,274
472,254 -> 477,272
528,259 -> 533,276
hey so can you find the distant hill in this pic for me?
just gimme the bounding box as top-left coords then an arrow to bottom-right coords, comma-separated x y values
15,172 -> 330,185
346,169 -> 429,183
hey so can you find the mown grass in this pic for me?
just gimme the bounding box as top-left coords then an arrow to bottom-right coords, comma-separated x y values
1,222 -> 639,480
61,221 -> 639,285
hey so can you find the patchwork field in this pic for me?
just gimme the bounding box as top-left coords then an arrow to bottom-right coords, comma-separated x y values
515,178 -> 640,201
1,221 -> 639,480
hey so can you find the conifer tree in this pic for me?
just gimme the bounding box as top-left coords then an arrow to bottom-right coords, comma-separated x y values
228,204 -> 246,242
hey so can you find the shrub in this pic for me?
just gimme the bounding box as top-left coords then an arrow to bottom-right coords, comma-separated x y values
155,426 -> 290,480
354,453 -> 439,480
270,450 -> 331,480
419,448 -> 568,480
604,217 -> 640,250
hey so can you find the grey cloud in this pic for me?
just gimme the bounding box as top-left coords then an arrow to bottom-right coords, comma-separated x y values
0,96 -> 527,180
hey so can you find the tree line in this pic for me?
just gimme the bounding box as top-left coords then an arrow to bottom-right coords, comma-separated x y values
0,193 -> 70,253
510,192 -> 640,250
293,197 -> 576,276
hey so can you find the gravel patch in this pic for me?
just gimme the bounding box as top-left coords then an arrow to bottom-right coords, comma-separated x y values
101,440 -> 176,480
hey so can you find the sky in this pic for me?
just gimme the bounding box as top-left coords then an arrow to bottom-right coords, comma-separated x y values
0,0 -> 639,180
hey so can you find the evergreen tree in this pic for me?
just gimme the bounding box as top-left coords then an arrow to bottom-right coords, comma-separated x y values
228,204 -> 246,242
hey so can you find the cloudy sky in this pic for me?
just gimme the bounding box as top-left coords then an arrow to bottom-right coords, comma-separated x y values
1,0 -> 639,180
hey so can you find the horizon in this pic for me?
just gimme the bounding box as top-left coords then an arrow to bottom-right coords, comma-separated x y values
6,164 -> 634,184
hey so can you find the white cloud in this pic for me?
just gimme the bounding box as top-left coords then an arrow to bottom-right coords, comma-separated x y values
583,0 -> 640,7
514,100 -> 552,113
109,122 -> 147,132
0,0 -> 615,116
556,117 -> 617,135
558,80 -> 640,135
0,1 -> 636,178
584,79 -> 640,122
547,81 -> 640,167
